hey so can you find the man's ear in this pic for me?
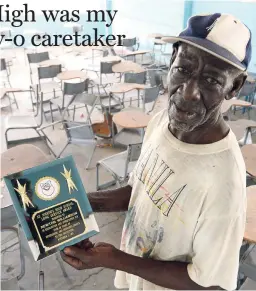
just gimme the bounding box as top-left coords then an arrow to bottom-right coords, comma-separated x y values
225,72 -> 247,100
169,43 -> 179,68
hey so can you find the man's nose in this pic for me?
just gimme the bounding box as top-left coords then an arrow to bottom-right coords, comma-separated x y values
179,78 -> 201,101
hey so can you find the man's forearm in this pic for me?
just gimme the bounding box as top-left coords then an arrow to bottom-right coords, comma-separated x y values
88,185 -> 132,212
106,250 -> 219,290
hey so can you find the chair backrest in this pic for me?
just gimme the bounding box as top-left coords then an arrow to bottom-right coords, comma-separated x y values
124,72 -> 147,84
123,37 -> 137,48
109,48 -> 117,56
100,60 -> 120,75
143,86 -> 160,104
0,58 -> 7,71
34,91 -> 44,127
127,143 -> 142,162
63,80 -> 89,96
37,64 -> 62,80
102,50 -> 109,57
27,52 -> 49,64
148,70 -> 163,87
63,121 -> 95,142
239,81 -> 256,97
123,143 -> 142,178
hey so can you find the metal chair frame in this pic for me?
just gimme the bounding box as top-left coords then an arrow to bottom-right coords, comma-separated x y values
5,92 -> 56,157
96,143 -> 142,190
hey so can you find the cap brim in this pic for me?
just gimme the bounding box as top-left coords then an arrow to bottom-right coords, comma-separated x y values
162,36 -> 246,71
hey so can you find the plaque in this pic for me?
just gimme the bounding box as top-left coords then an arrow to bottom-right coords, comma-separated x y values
4,156 -> 99,261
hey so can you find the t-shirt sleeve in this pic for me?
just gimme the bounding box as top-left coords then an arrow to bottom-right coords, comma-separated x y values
187,213 -> 245,291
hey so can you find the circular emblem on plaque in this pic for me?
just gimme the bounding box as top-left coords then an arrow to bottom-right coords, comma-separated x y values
35,177 -> 60,201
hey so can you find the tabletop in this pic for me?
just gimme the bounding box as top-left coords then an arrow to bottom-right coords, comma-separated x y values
1,144 -> 51,209
221,99 -> 252,114
112,61 -> 145,73
113,110 -> 151,129
101,56 -> 123,62
110,83 -> 148,94
148,33 -> 164,38
244,185 -> 256,243
241,144 -> 256,178
124,50 -> 151,57
154,39 -> 167,45
39,59 -> 62,67
0,88 -> 30,99
227,119 -> 256,141
57,70 -> 88,81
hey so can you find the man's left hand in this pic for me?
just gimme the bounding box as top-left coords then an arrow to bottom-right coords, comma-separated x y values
61,241 -> 117,270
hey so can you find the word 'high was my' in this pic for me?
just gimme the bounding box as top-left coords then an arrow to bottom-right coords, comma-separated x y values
0,4 -> 118,27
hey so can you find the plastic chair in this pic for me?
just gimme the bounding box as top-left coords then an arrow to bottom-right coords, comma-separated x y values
41,119 -> 97,169
96,143 -> 142,190
49,79 -> 98,123
113,71 -> 147,107
4,92 -> 56,157
30,64 -> 62,113
0,58 -> 11,86
27,52 -> 50,84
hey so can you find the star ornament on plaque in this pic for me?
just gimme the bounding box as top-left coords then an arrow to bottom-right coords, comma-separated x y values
61,165 -> 78,194
14,179 -> 34,211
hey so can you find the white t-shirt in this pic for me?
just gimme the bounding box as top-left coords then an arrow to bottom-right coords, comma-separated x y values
114,109 -> 247,291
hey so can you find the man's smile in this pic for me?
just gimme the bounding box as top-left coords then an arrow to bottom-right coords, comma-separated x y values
170,103 -> 197,121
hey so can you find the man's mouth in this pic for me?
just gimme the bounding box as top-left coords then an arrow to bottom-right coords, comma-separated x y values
172,103 -> 197,119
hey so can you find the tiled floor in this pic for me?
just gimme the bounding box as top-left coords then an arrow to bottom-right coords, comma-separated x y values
1,47 -> 255,290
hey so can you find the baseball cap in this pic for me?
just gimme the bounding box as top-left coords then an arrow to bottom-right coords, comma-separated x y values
162,13 -> 252,71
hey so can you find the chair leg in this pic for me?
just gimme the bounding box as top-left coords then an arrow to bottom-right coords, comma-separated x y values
1,226 -> 26,281
73,105 -> 76,120
5,129 -> 9,149
96,163 -> 117,190
12,92 -> 19,109
55,253 -> 69,278
36,129 -> 56,157
38,260 -> 44,291
49,103 -> 54,129
58,141 -> 70,158
96,163 -> 100,190
86,143 -> 96,170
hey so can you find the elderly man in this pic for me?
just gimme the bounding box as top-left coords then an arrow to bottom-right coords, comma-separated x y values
61,13 -> 252,290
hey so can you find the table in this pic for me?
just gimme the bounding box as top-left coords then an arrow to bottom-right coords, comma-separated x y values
0,88 -> 30,112
153,39 -> 167,45
148,33 -> 164,38
39,59 -> 62,67
1,144 -> 50,179
124,50 -> 151,57
221,99 -> 251,114
227,119 -> 256,142
244,185 -> 256,243
57,70 -> 88,81
241,144 -> 256,178
113,110 -> 151,129
110,83 -> 148,94
0,88 -> 30,99
101,56 -> 122,62
112,61 -> 145,73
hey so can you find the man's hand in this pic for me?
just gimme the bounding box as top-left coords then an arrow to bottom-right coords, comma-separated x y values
61,240 -> 117,270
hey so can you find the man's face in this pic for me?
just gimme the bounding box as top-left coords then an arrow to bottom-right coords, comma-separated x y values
168,43 -> 241,132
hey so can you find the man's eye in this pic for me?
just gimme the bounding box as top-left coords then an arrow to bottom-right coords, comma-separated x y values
206,77 -> 218,85
174,67 -> 189,74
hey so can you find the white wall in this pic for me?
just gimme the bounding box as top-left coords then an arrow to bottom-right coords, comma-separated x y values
112,0 -> 185,49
